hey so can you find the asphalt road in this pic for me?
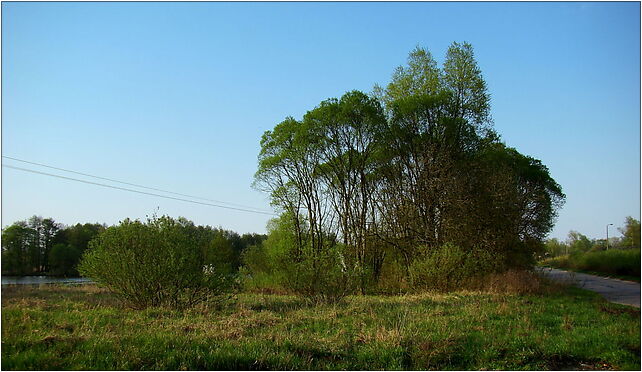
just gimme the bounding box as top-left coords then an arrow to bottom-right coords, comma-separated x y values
539,267 -> 640,308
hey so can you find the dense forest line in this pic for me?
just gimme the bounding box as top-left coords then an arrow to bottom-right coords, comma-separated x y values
1,215 -> 266,277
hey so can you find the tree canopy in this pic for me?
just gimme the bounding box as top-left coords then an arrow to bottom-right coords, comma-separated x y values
253,42 -> 565,294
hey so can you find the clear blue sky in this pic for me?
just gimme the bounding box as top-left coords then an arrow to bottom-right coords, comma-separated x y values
2,2 -> 639,241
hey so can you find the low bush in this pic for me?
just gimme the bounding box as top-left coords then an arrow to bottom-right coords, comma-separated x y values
241,214 -> 358,303
373,258 -> 412,294
408,243 -> 499,292
240,243 -> 288,294
288,245 -> 359,303
78,216 -> 236,309
243,242 -> 358,303
542,249 -> 640,278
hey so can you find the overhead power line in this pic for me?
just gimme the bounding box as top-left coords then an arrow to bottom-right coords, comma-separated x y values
2,155 -> 271,213
3,164 -> 277,216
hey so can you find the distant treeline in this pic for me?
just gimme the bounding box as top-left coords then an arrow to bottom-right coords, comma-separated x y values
543,216 -> 640,258
1,215 -> 266,277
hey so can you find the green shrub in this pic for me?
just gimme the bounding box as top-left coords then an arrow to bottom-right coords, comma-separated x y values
373,258 -> 411,294
78,216 -> 235,309
542,255 -> 570,269
542,249 -> 640,278
240,242 -> 288,293
408,243 -> 498,291
575,249 -> 640,277
242,214 -> 358,302
244,241 -> 358,302
287,245 -> 359,303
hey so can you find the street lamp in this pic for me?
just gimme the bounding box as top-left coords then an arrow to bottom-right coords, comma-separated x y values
606,223 -> 614,250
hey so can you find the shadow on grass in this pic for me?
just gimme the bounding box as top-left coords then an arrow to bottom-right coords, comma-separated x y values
598,303 -> 641,318
532,352 -> 615,371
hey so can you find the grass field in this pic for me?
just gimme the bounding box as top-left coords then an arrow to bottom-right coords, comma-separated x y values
1,283 -> 640,370
541,249 -> 641,281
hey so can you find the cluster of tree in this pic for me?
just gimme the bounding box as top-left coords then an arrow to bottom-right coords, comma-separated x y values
543,216 -> 640,258
1,216 -> 105,276
1,215 -> 267,278
249,42 -> 565,297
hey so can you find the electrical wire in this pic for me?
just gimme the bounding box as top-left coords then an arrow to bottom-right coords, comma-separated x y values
3,164 -> 277,216
2,155 -> 271,213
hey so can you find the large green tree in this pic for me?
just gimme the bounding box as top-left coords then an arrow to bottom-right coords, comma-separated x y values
619,216 -> 641,249
254,42 -> 565,293
1,222 -> 32,275
566,230 -> 593,253
1,216 -> 63,275
305,91 -> 388,290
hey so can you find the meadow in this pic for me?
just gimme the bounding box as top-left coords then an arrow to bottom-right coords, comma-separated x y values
2,283 -> 639,370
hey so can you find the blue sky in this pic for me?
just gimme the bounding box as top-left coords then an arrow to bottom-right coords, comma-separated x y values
2,2 -> 639,241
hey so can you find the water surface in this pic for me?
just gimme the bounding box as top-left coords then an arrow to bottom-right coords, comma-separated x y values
1,276 -> 93,285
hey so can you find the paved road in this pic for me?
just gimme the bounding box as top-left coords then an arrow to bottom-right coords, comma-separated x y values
539,267 -> 640,308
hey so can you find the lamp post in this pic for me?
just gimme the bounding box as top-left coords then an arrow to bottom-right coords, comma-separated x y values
606,223 -> 614,250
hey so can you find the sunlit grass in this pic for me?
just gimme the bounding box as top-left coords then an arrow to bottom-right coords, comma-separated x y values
2,284 -> 639,370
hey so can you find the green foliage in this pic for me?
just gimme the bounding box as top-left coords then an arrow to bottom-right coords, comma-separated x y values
254,43 -> 566,294
242,213 -> 357,302
205,234 -> 236,276
620,216 -> 641,249
373,46 -> 442,109
373,258 -> 411,294
408,243 -> 498,291
56,223 -> 106,253
2,215 -> 259,280
48,244 -> 81,277
544,238 -> 568,257
1,217 -> 103,276
543,219 -> 640,259
567,230 -> 593,254
78,216 -> 235,309
241,213 -> 298,293
577,249 -> 640,277
478,143 -> 565,241
287,245 -> 359,303
1,222 -> 33,276
442,41 -> 491,126
543,249 -> 641,279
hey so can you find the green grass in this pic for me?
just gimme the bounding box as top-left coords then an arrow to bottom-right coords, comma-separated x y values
1,284 -> 640,370
541,249 -> 641,281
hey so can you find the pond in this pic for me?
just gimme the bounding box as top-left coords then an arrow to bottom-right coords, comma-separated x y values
1,276 -> 93,285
